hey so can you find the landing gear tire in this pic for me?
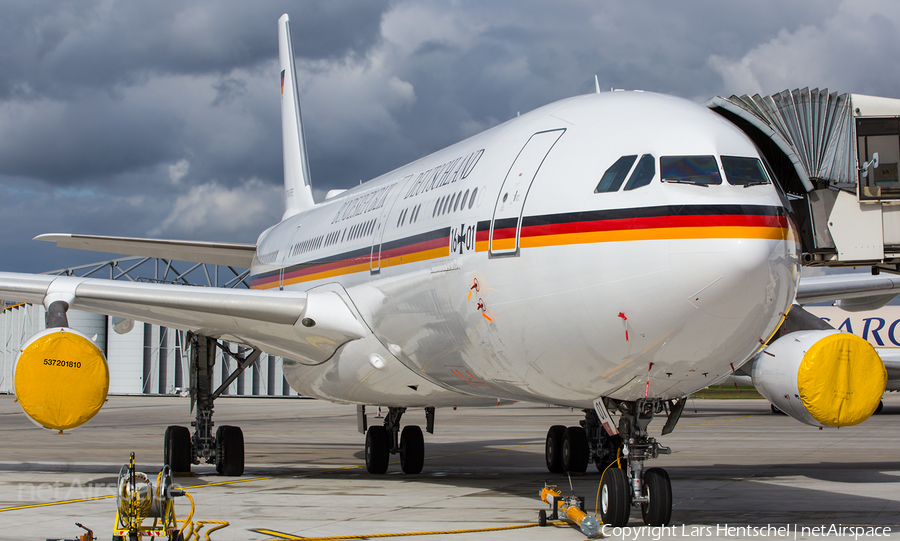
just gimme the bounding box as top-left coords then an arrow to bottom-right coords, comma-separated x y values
164,425 -> 192,474
399,425 -> 425,474
641,467 -> 672,526
215,425 -> 244,476
365,425 -> 390,474
599,466 -> 631,527
562,426 -> 588,473
771,404 -> 786,415
876,400 -> 884,414
545,425 -> 566,473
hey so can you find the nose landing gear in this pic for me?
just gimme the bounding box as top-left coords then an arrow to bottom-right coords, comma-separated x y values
544,398 -> 681,527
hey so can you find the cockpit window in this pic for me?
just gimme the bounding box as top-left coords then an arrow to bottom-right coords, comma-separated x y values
660,156 -> 721,186
721,156 -> 770,186
595,155 -> 637,193
624,154 -> 656,191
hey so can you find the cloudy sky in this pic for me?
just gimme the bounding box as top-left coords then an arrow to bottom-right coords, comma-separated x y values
1,0 -> 898,272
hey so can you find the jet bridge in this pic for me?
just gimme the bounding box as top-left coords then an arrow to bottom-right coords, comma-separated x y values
708,88 -> 900,272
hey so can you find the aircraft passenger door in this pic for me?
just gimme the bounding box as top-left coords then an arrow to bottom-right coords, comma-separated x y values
489,129 -> 565,256
371,174 -> 415,274
279,225 -> 304,289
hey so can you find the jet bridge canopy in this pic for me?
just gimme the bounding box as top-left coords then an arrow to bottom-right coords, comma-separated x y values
708,88 -> 900,271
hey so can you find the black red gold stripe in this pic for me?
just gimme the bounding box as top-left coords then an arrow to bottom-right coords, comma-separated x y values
250,229 -> 450,289
251,205 -> 794,289
477,204 -> 795,252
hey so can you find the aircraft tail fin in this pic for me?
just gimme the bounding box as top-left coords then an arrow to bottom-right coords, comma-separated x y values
278,14 -> 316,219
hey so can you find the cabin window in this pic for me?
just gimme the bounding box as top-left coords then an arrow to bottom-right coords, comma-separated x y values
469,187 -> 478,208
442,195 -> 451,215
460,189 -> 470,210
595,155 -> 636,193
624,154 -> 656,191
660,155 -> 721,186
721,156 -> 770,186
433,197 -> 443,218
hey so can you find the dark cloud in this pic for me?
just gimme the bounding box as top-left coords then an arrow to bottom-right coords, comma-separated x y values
1,0 -> 897,273
0,91 -> 183,182
0,1 -> 389,100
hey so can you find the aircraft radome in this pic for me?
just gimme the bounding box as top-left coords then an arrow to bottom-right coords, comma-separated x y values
0,13 -> 894,528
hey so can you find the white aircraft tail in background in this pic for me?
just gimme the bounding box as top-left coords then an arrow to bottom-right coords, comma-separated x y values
278,13 -> 315,218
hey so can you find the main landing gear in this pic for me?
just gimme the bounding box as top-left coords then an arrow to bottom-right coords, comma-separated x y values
544,398 -> 684,527
164,334 -> 259,477
360,405 -> 433,474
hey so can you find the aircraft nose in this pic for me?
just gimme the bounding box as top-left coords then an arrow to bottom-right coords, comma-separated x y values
669,236 -> 796,320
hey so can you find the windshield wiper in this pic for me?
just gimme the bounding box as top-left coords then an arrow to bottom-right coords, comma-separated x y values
664,178 -> 709,187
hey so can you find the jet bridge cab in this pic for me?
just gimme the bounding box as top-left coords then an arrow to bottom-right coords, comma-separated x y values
708,88 -> 900,275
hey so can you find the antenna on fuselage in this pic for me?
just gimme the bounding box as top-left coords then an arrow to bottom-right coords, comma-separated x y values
278,14 -> 316,219
594,75 -> 601,94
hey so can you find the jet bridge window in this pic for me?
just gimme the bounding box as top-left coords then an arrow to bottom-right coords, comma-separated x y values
660,155 -> 721,186
595,155 -> 636,193
857,118 -> 900,198
623,154 -> 656,191
721,156 -> 770,186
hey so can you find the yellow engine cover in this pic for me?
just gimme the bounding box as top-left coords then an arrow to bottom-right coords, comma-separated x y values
797,332 -> 886,427
14,327 -> 109,431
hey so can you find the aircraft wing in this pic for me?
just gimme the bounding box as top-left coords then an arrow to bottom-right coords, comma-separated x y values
878,349 -> 900,384
35,234 -> 256,267
0,271 -> 367,364
796,273 -> 900,304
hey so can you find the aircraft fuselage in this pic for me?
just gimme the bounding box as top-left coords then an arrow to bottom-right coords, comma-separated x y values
250,91 -> 800,408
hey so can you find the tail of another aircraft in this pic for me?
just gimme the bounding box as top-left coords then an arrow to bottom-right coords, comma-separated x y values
278,14 -> 316,218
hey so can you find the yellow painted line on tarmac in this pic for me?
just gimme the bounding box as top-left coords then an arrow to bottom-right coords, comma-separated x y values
0,464 -> 364,513
0,448 -> 160,452
677,453 -> 899,458
0,443 -> 540,512
253,522 -> 556,541
0,494 -> 116,512
180,464 -> 364,490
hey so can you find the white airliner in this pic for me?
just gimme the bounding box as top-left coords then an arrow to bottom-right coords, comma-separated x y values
0,14 -> 895,528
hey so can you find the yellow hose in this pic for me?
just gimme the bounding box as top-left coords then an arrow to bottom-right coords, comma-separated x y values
178,491 -> 196,538
595,447 -> 622,516
195,520 -> 230,541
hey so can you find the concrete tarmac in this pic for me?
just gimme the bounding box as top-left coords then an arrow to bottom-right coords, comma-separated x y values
0,393 -> 898,540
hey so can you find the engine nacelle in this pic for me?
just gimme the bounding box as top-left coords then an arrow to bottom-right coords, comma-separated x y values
14,327 -> 109,431
752,329 -> 885,427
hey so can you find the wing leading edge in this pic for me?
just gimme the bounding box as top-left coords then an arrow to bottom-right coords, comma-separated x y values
35,234 -> 256,268
0,271 -> 367,365
796,273 -> 900,305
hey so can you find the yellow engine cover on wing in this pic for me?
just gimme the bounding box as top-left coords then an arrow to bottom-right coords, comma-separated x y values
14,327 -> 109,431
797,332 -> 886,427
